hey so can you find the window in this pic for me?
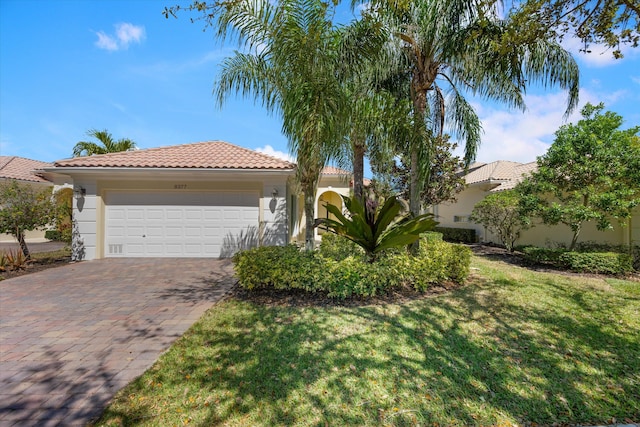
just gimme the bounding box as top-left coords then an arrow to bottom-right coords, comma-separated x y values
453,215 -> 469,223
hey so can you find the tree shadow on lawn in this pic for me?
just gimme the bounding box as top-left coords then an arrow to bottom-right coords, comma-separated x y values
97,276 -> 640,426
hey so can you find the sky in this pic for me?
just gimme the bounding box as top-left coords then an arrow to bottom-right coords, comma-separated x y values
1,0 -> 639,174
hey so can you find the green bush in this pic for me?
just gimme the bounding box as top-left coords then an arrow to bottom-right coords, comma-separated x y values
319,233 -> 364,261
434,227 -> 477,243
522,247 -> 566,265
575,242 -> 639,271
233,245 -> 323,292
522,246 -> 634,275
44,230 -> 61,241
233,236 -> 472,299
558,252 -> 633,275
421,231 -> 443,242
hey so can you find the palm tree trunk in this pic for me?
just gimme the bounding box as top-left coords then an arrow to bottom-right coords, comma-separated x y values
303,185 -> 316,251
352,138 -> 366,202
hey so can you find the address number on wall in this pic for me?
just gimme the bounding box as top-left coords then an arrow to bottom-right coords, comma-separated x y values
174,184 -> 187,189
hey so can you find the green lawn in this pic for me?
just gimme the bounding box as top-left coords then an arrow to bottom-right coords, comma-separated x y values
93,255 -> 639,426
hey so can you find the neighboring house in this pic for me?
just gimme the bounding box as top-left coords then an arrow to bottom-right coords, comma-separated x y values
0,156 -> 54,243
42,141 -> 354,260
434,160 -> 640,248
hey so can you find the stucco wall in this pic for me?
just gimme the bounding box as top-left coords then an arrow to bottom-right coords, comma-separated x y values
69,174 -> 291,260
435,186 -> 638,249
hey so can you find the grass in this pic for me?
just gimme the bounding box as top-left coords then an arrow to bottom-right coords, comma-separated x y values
93,255 -> 639,426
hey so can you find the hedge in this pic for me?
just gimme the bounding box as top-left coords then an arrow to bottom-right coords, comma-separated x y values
233,237 -> 472,299
434,227 -> 477,243
522,246 -> 634,275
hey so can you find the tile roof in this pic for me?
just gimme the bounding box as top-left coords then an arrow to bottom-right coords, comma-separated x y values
492,162 -> 537,191
461,160 -> 537,192
53,141 -> 296,170
464,160 -> 522,185
0,156 -> 52,183
321,166 -> 351,175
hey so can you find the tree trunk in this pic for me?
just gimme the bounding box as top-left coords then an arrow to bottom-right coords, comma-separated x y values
17,230 -> 31,260
569,226 -> 580,251
304,185 -> 316,251
352,139 -> 366,202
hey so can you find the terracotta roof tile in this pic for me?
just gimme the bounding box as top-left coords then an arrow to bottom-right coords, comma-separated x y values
491,162 -> 537,192
465,160 -> 521,185
53,141 -> 296,170
0,156 -> 52,183
321,166 -> 351,175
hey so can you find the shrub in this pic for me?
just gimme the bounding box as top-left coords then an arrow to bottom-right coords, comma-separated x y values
319,233 -> 364,261
435,227 -> 477,243
234,237 -> 472,299
233,245 -> 323,292
522,247 -> 566,265
558,252 -> 633,275
45,230 -> 61,241
1,249 -> 29,271
575,242 -> 640,271
522,246 -> 634,275
421,231 -> 443,242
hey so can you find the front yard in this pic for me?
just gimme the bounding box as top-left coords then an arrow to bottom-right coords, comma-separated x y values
93,254 -> 639,426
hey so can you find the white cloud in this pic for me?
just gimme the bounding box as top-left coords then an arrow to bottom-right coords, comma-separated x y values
95,23 -> 145,51
455,88 -> 619,164
561,35 -> 637,68
255,145 -> 295,162
95,31 -> 119,51
632,76 -> 640,85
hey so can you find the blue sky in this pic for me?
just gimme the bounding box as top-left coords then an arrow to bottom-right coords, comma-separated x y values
1,0 -> 639,171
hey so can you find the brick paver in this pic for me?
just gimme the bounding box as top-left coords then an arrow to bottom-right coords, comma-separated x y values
0,258 -> 236,426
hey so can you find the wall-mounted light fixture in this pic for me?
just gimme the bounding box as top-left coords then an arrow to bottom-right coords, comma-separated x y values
271,188 -> 279,201
74,186 -> 86,199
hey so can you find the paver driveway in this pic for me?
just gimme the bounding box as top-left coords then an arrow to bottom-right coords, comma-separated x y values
0,258 -> 237,427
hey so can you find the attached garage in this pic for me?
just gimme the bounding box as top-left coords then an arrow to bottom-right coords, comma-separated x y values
45,141 -> 296,260
104,191 -> 260,257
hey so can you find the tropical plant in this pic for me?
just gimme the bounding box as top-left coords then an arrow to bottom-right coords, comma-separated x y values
319,195 -> 438,262
0,181 -> 56,260
72,129 -> 136,157
364,0 -> 580,245
470,190 -> 531,252
518,102 -> 640,250
208,0 -> 384,250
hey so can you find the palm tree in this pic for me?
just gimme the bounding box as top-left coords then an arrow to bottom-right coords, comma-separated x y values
214,0 -> 381,250
366,0 -> 580,226
73,129 -> 136,157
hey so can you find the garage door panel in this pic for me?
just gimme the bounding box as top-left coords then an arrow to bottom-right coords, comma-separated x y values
105,191 -> 260,257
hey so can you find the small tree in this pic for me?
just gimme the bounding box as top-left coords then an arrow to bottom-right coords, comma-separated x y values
470,190 -> 530,252
0,181 -> 56,259
518,103 -> 640,250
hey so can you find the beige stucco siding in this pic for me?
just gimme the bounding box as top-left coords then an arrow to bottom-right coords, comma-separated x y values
69,173 -> 291,260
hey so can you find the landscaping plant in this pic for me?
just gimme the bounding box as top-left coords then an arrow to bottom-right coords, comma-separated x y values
319,194 -> 438,262
0,181 -> 56,259
470,190 -> 531,252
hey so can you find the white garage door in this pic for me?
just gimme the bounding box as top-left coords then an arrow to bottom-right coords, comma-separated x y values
105,191 -> 259,257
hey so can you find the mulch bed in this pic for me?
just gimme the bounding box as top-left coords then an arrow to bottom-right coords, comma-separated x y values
0,256 -> 71,281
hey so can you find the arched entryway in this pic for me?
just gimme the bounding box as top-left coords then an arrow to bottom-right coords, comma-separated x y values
316,191 -> 343,235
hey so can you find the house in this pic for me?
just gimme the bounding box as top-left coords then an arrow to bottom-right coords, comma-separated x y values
42,141 -> 353,260
434,160 -> 640,248
0,156 -> 55,243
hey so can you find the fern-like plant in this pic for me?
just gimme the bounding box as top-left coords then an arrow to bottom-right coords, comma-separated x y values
320,195 -> 438,262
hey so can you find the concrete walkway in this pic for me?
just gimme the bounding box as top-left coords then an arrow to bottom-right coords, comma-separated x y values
0,258 -> 237,427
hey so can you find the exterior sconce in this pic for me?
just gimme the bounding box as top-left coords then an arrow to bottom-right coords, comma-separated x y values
74,186 -> 86,199
272,188 -> 279,200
